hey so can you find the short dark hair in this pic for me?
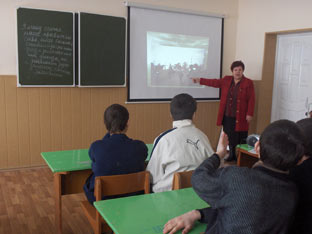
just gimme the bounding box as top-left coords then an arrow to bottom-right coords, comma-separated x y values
170,93 -> 197,121
260,119 -> 305,171
296,118 -> 312,157
104,104 -> 129,133
230,60 -> 245,71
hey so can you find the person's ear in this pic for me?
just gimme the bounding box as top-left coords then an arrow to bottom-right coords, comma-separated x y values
255,141 -> 260,157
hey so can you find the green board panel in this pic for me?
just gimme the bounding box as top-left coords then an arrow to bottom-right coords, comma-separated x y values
79,12 -> 126,86
17,8 -> 74,86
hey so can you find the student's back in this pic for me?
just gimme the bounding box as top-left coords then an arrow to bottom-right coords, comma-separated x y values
289,118 -> 312,234
83,104 -> 147,204
194,161 -> 297,234
147,93 -> 214,193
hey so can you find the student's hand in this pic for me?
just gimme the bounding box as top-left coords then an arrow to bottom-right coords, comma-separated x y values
216,132 -> 229,159
191,78 -> 201,84
297,155 -> 309,165
246,115 -> 253,123
163,210 -> 201,234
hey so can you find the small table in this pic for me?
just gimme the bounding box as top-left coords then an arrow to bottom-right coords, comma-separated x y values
41,144 -> 153,234
94,188 -> 208,234
236,144 -> 259,168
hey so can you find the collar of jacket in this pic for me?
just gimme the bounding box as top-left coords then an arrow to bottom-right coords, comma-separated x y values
253,160 -> 289,174
172,119 -> 194,128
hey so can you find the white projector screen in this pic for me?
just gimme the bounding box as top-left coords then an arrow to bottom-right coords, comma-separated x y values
127,5 -> 223,102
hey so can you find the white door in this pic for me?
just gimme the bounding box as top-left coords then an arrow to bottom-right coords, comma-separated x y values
271,32 -> 312,122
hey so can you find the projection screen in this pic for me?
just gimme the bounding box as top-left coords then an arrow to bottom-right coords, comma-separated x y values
127,4 -> 224,102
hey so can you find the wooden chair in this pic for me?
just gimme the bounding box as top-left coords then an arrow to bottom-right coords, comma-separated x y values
80,171 -> 150,234
171,170 -> 194,190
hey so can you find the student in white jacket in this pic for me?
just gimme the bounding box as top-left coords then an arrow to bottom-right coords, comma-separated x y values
146,93 -> 214,193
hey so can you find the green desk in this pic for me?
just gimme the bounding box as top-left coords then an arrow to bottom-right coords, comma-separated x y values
42,149 -> 92,234
94,188 -> 208,234
41,144 -> 153,234
236,144 -> 259,168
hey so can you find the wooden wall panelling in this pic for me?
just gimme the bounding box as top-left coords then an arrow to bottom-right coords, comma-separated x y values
125,102 -> 137,139
16,86 -> 31,166
60,88 -> 73,150
0,76 -> 8,168
90,88 -> 107,142
1,75 -> 256,169
80,88 -> 92,149
143,104 -> 154,143
195,102 -> 219,150
50,88 -> 62,151
5,76 -> 19,167
39,88 -> 52,161
28,88 -> 41,166
71,88 -> 83,149
150,104 -> 162,144
133,104 -> 144,140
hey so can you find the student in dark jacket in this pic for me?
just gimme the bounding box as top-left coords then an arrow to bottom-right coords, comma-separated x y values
83,104 -> 147,204
289,118 -> 312,234
163,120 -> 305,234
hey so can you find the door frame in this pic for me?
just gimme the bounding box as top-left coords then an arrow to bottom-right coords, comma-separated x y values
256,28 -> 312,133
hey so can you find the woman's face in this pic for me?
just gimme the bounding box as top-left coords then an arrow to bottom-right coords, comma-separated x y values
232,66 -> 244,80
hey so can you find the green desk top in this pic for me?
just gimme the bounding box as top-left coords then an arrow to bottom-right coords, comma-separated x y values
237,144 -> 254,151
42,144 -> 153,173
41,149 -> 91,173
94,188 -> 208,234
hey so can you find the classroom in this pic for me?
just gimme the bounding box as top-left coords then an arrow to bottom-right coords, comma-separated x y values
0,0 -> 312,233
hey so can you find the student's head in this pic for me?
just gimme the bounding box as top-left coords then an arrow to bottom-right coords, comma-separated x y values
258,119 -> 305,171
104,104 -> 129,134
170,93 -> 197,121
230,60 -> 245,72
296,118 -> 312,158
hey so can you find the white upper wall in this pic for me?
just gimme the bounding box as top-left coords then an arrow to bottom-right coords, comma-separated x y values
236,0 -> 312,80
0,0 -> 238,75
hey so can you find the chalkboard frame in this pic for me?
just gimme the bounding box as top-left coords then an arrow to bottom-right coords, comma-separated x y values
16,7 -> 75,87
78,12 -> 126,87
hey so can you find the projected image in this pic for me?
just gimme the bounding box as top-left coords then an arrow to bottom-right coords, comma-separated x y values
147,31 -> 209,88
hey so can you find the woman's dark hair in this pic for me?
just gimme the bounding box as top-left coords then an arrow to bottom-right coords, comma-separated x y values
104,104 -> 129,133
296,118 -> 312,157
170,93 -> 197,121
260,119 -> 305,171
230,60 -> 245,71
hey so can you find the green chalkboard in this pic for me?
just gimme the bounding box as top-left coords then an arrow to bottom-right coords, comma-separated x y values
79,12 -> 126,86
17,8 -> 75,86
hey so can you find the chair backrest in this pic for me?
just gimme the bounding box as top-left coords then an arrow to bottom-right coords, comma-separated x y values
94,171 -> 150,201
171,170 -> 194,190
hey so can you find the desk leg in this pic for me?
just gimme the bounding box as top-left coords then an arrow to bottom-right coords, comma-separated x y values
237,150 -> 242,167
54,173 -> 62,234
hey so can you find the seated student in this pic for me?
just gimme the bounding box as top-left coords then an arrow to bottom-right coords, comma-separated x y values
146,93 -> 214,193
289,118 -> 312,234
83,104 -> 147,204
163,119 -> 305,234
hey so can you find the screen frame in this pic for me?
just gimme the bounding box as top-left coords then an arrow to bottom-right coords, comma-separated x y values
126,4 -> 224,102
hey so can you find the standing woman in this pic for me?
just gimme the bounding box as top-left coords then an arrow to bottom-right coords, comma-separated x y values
192,61 -> 255,161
